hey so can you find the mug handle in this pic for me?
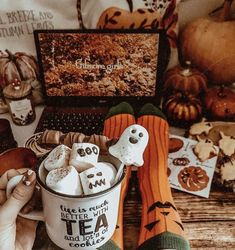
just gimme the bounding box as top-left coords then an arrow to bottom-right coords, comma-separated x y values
6,175 -> 45,221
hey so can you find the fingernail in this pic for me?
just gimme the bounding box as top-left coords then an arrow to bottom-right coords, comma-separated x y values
27,169 -> 34,176
24,180 -> 32,186
35,185 -> 40,191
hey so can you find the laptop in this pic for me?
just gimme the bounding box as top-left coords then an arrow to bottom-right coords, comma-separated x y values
33,29 -> 169,135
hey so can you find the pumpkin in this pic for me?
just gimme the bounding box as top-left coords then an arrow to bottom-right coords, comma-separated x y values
0,49 -> 38,89
137,108 -> 189,249
103,112 -> 135,249
163,92 -> 202,127
163,61 -> 208,96
204,86 -> 235,121
180,0 -> 235,85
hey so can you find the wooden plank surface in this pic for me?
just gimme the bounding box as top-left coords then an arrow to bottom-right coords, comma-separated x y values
33,172 -> 235,250
123,172 -> 235,249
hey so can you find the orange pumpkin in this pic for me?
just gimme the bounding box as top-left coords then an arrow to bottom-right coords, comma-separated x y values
204,86 -> 235,121
0,50 -> 38,89
163,92 -> 202,127
163,62 -> 208,95
180,0 -> 235,85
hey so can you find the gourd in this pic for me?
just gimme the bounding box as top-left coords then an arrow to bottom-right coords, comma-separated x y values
204,86 -> 235,121
180,0 -> 235,85
137,108 -> 188,248
163,61 -> 208,95
0,50 -> 38,89
103,112 -> 135,249
163,92 -> 202,127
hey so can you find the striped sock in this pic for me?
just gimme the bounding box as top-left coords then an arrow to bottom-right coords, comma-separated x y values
137,103 -> 190,250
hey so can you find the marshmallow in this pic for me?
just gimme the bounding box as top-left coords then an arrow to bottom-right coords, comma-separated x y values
6,175 -> 23,199
96,162 -> 117,185
109,124 -> 149,166
46,166 -> 83,195
69,143 -> 99,172
44,145 -> 71,171
80,166 -> 111,195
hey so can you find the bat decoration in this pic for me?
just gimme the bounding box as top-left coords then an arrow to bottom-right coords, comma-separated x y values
144,220 -> 160,231
148,201 -> 177,213
144,200 -> 184,232
174,220 -> 184,231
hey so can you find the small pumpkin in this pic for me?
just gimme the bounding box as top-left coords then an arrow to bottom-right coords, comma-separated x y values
163,92 -> 202,127
204,86 -> 235,121
0,49 -> 38,89
163,61 -> 208,95
180,0 -> 235,85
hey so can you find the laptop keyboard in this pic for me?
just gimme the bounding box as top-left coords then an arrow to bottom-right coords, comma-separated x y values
35,108 -> 107,135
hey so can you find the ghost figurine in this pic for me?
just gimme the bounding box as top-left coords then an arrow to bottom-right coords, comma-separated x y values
109,124 -> 149,166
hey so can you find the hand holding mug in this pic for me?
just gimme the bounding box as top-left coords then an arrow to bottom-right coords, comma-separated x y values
0,168 -> 38,250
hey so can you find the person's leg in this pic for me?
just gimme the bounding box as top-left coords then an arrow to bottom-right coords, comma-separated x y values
137,103 -> 190,250
102,102 -> 136,250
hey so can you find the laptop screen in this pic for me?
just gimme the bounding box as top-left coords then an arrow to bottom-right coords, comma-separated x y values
34,29 -> 169,107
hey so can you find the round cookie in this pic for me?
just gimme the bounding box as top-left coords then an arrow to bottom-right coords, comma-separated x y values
169,137 -> 184,153
173,157 -> 190,166
178,166 -> 209,191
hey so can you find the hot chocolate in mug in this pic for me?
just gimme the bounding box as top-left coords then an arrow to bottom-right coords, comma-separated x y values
7,154 -> 125,250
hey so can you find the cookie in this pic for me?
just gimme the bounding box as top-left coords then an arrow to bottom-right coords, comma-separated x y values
218,131 -> 235,156
189,118 -> 213,136
178,166 -> 209,192
169,137 -> 184,153
173,157 -> 190,166
63,132 -> 87,148
39,129 -> 63,146
220,157 -> 235,182
193,138 -> 217,162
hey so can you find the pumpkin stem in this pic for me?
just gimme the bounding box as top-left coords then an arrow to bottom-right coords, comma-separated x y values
218,85 -> 226,98
180,61 -> 192,77
219,0 -> 234,21
5,49 -> 24,81
5,49 -> 14,61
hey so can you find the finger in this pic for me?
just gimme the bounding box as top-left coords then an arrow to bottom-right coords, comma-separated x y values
21,184 -> 42,214
0,170 -> 36,225
0,168 -> 28,205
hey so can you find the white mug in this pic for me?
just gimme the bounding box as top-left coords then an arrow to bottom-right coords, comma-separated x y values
7,154 -> 125,250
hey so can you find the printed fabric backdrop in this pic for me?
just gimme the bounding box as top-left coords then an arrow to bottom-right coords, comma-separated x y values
0,0 -> 80,106
78,0 -> 181,70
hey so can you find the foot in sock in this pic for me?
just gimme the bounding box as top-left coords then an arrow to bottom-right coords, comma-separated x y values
136,103 -> 190,250
102,102 -> 136,250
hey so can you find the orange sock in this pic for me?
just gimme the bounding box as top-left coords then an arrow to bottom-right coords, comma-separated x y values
137,103 -> 190,250
102,102 -> 136,250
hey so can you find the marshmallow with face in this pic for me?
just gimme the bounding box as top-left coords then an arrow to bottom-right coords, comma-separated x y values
80,166 -> 111,195
46,166 -> 83,195
44,145 -> 71,171
95,162 -> 117,185
108,124 -> 149,166
69,143 -> 100,172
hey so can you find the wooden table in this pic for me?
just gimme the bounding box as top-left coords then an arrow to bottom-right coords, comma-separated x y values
33,171 -> 235,250
1,107 -> 232,249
